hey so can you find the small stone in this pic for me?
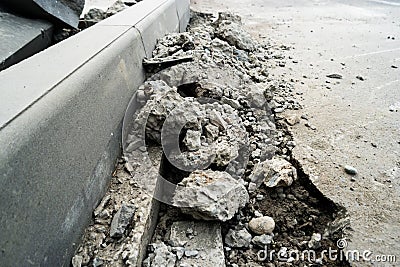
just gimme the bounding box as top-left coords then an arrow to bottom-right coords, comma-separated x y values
391,65 -> 398,69
71,255 -> 83,267
344,165 -> 358,175
254,210 -> 263,217
356,75 -> 365,81
274,107 -> 285,113
174,247 -> 184,260
248,216 -> 275,235
144,242 -> 176,267
252,234 -> 274,247
225,228 -> 252,248
110,203 -> 136,238
221,96 -> 241,109
255,194 -> 264,201
285,114 -> 300,126
184,249 -> 199,257
250,157 -> 297,188
326,73 -> 343,79
248,182 -> 257,193
308,233 -> 322,249
173,170 -> 249,221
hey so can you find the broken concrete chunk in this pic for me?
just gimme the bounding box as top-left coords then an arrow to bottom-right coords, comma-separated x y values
249,157 -> 297,188
106,0 -> 129,17
173,170 -> 249,221
284,114 -> 300,126
183,129 -> 202,151
204,124 -> 219,142
225,228 -> 252,248
143,242 -> 176,267
169,221 -> 225,267
109,203 -> 136,238
248,216 -> 275,235
214,13 -> 256,51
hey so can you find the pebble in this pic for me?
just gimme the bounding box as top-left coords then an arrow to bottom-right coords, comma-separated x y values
184,250 -> 199,257
308,233 -> 322,249
110,203 -> 136,238
252,234 -> 274,247
326,73 -> 343,79
248,216 -> 275,235
256,194 -> 264,201
356,75 -> 365,81
344,165 -> 358,175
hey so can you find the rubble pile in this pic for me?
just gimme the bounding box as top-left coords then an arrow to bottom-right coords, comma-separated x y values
73,11 -> 349,267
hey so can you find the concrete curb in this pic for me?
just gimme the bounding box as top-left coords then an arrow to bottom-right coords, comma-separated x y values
0,0 -> 190,266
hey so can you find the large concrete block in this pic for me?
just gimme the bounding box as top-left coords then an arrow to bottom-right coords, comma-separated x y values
1,0 -> 84,27
0,27 -> 146,267
0,6 -> 53,71
134,0 -> 180,57
0,24 -> 132,128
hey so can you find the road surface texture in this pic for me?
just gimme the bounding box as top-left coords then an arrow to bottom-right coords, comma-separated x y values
192,0 -> 399,266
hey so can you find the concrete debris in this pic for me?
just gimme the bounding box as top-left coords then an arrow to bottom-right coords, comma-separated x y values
143,242 -> 176,267
83,8 -> 107,21
249,157 -> 297,188
248,216 -> 275,235
106,0 -> 129,17
168,221 -> 225,267
110,203 -> 136,238
83,0 -> 130,25
183,129 -> 202,151
225,228 -> 252,248
173,170 -> 249,221
143,55 -> 193,73
75,9 -> 347,267
71,255 -> 83,267
308,233 -> 322,249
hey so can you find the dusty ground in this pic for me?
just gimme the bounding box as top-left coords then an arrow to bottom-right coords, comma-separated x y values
192,0 -> 400,266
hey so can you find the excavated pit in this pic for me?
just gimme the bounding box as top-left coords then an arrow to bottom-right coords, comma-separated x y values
73,10 -> 351,267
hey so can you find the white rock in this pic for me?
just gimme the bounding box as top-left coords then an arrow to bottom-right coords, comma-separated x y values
248,216 -> 275,235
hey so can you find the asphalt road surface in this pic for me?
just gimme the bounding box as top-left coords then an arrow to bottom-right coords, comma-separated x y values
192,0 -> 400,266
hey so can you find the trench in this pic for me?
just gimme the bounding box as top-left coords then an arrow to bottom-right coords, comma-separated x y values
73,10 -> 352,267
